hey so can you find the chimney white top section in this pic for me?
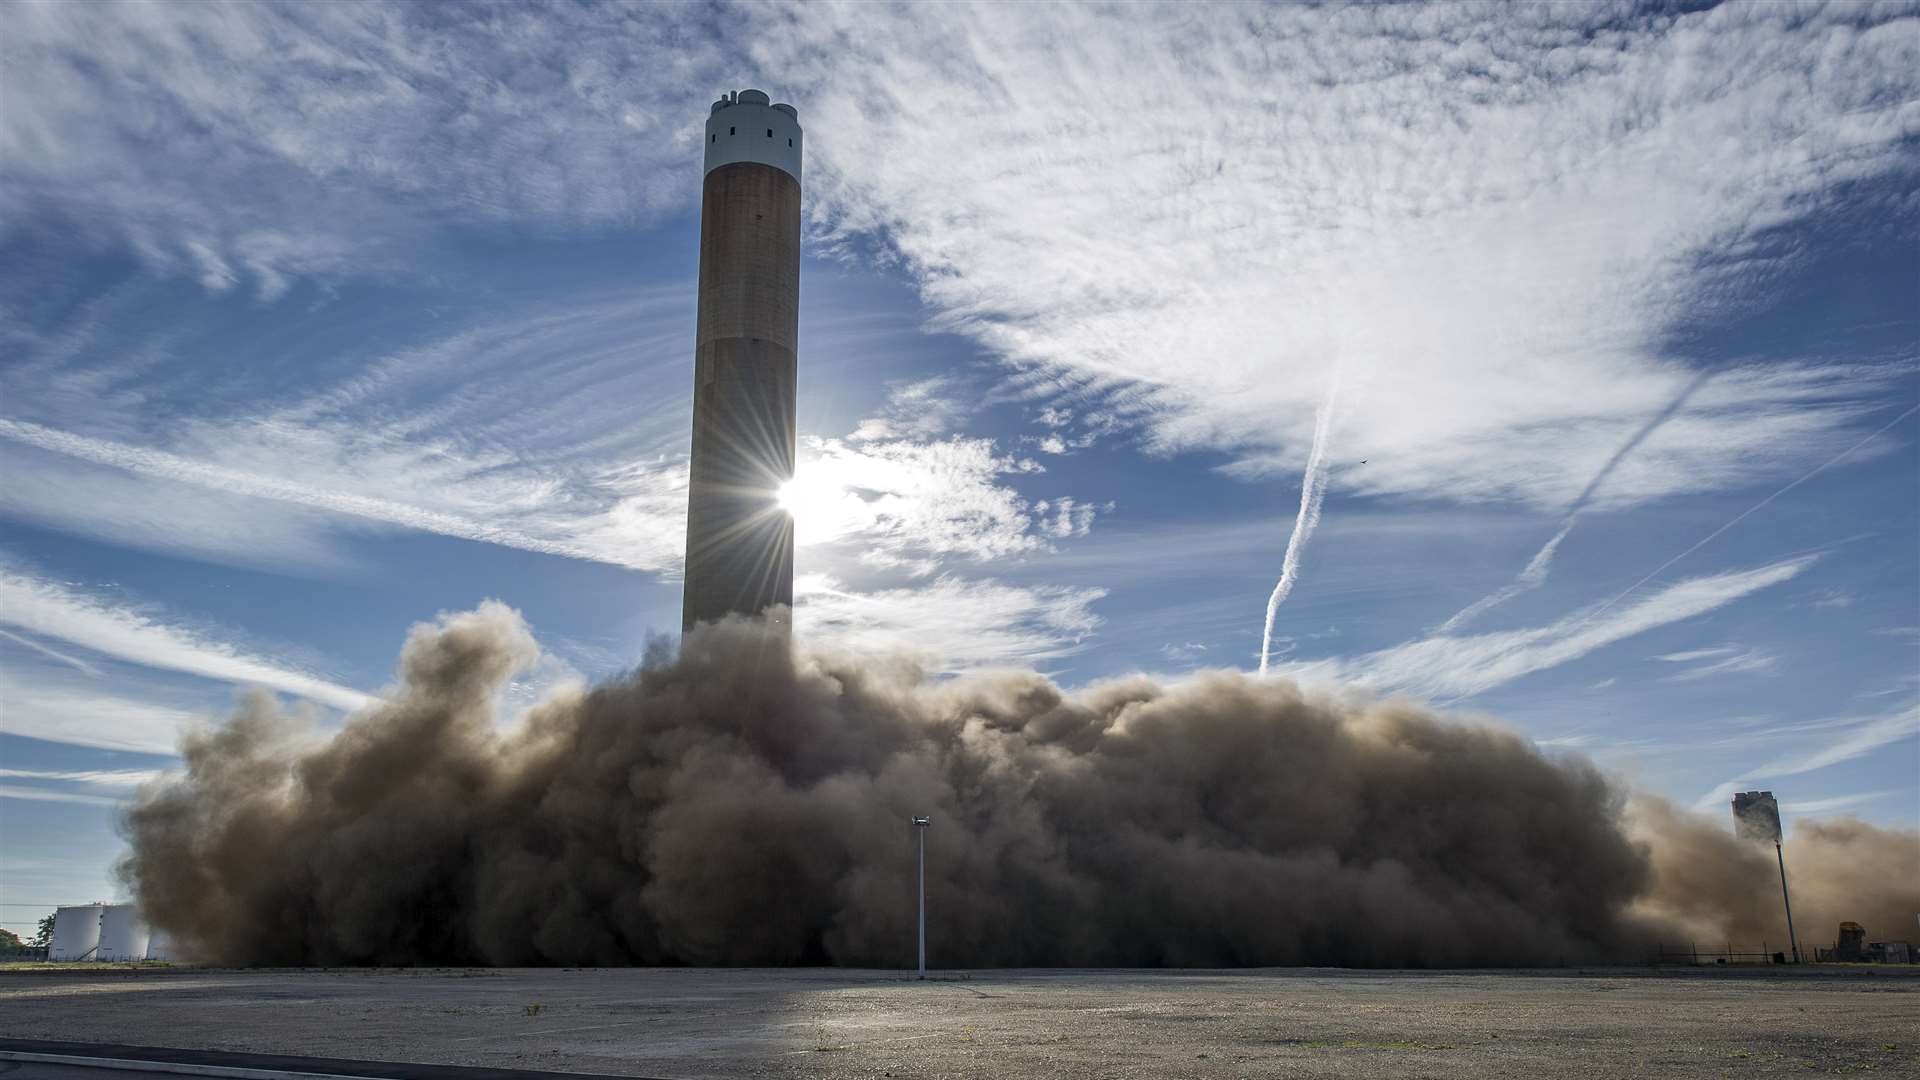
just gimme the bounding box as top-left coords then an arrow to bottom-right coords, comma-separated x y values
705,89 -> 802,182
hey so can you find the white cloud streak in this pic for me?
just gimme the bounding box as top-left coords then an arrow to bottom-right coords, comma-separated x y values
1,285 -> 1089,584
2,3 -> 1912,704
0,628 -> 100,676
0,768 -> 164,789
0,676 -> 198,755
0,569 -> 371,712
1586,402 -> 1920,622
1780,790 -> 1902,817
0,291 -> 702,576
1439,373 -> 1715,632
769,3 -> 1916,511
1693,705 -> 1919,812
848,377 -> 975,442
0,441 -> 362,573
1261,373 -> 1338,673
1653,645 -> 1779,683
1,1 -> 727,295
8,4 -> 1909,519
1751,707 -> 1919,779
1438,522 -> 1573,634
0,785 -> 124,809
0,418 -> 656,571
1287,555 -> 1816,700
1655,646 -> 1744,664
792,434 -> 1078,571
796,574 -> 1105,673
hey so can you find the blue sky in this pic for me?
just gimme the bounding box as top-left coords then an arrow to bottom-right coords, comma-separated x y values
1,1 -> 1916,929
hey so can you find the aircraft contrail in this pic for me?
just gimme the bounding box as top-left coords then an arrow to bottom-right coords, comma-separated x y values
1260,373 -> 1339,674
1584,400 -> 1920,623
1437,522 -> 1573,634
1438,372 -> 1713,634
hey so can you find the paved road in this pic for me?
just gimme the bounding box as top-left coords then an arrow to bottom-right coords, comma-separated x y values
0,1038 -> 646,1079
1,966 -> 1915,1078
1,1065 -> 148,1079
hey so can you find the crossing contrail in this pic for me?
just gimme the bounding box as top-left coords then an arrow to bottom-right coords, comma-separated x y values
1260,373 -> 1339,674
1585,400 -> 1919,623
1437,522 -> 1573,634
1438,372 -> 1713,634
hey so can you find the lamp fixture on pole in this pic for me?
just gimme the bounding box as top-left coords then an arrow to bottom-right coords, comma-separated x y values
911,815 -> 931,978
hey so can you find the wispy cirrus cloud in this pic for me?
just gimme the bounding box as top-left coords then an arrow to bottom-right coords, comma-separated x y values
0,567 -> 371,712
0,768 -> 164,788
792,434 -> 1094,572
1780,791 -> 1902,817
847,376 -> 976,443
1283,555 -> 1816,700
0,290 -> 704,575
0,764 -> 173,808
1692,704 -> 1920,812
0,417 -> 685,572
1653,644 -> 1780,683
1438,373 -> 1715,632
1580,402 -> 1920,625
769,2 -> 1916,509
0,628 -> 100,676
0,675 -> 198,754
10,4 -> 1911,519
796,573 -> 1105,673
0,441 -> 367,573
5,3 -> 1914,718
1,1 -> 728,296
2,282 -> 1096,585
0,785 -> 125,809
1750,707 -> 1919,779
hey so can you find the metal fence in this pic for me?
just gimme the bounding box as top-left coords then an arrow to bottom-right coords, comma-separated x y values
1656,943 -> 1920,965
1650,944 -> 1790,965
1813,945 -> 1917,964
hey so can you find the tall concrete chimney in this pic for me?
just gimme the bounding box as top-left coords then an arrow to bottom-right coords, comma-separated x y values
682,89 -> 802,633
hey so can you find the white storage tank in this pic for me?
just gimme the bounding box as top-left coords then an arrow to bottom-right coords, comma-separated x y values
49,904 -> 103,961
97,904 -> 150,962
144,929 -> 172,962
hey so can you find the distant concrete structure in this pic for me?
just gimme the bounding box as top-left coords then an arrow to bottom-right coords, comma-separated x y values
97,903 -> 150,962
681,89 -> 803,633
48,904 -> 103,961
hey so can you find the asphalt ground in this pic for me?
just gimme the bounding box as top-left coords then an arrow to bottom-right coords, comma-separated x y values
0,1038 -> 643,1079
0,966 -> 1915,1079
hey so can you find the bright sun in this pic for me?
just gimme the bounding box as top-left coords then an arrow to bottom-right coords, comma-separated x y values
772,467 -> 861,547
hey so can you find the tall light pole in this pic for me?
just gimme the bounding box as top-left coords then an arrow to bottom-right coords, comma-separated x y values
1773,839 -> 1800,963
1732,790 -> 1799,963
912,815 -> 931,977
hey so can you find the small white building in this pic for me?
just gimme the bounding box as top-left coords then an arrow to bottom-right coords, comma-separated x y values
97,904 -> 150,962
48,904 -> 103,961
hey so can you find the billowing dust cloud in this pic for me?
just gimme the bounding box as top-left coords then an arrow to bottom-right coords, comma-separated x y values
118,604 -> 1919,967
1627,799 -> 1917,953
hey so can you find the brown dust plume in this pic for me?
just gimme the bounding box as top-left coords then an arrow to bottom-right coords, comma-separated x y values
118,603 -> 1919,966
